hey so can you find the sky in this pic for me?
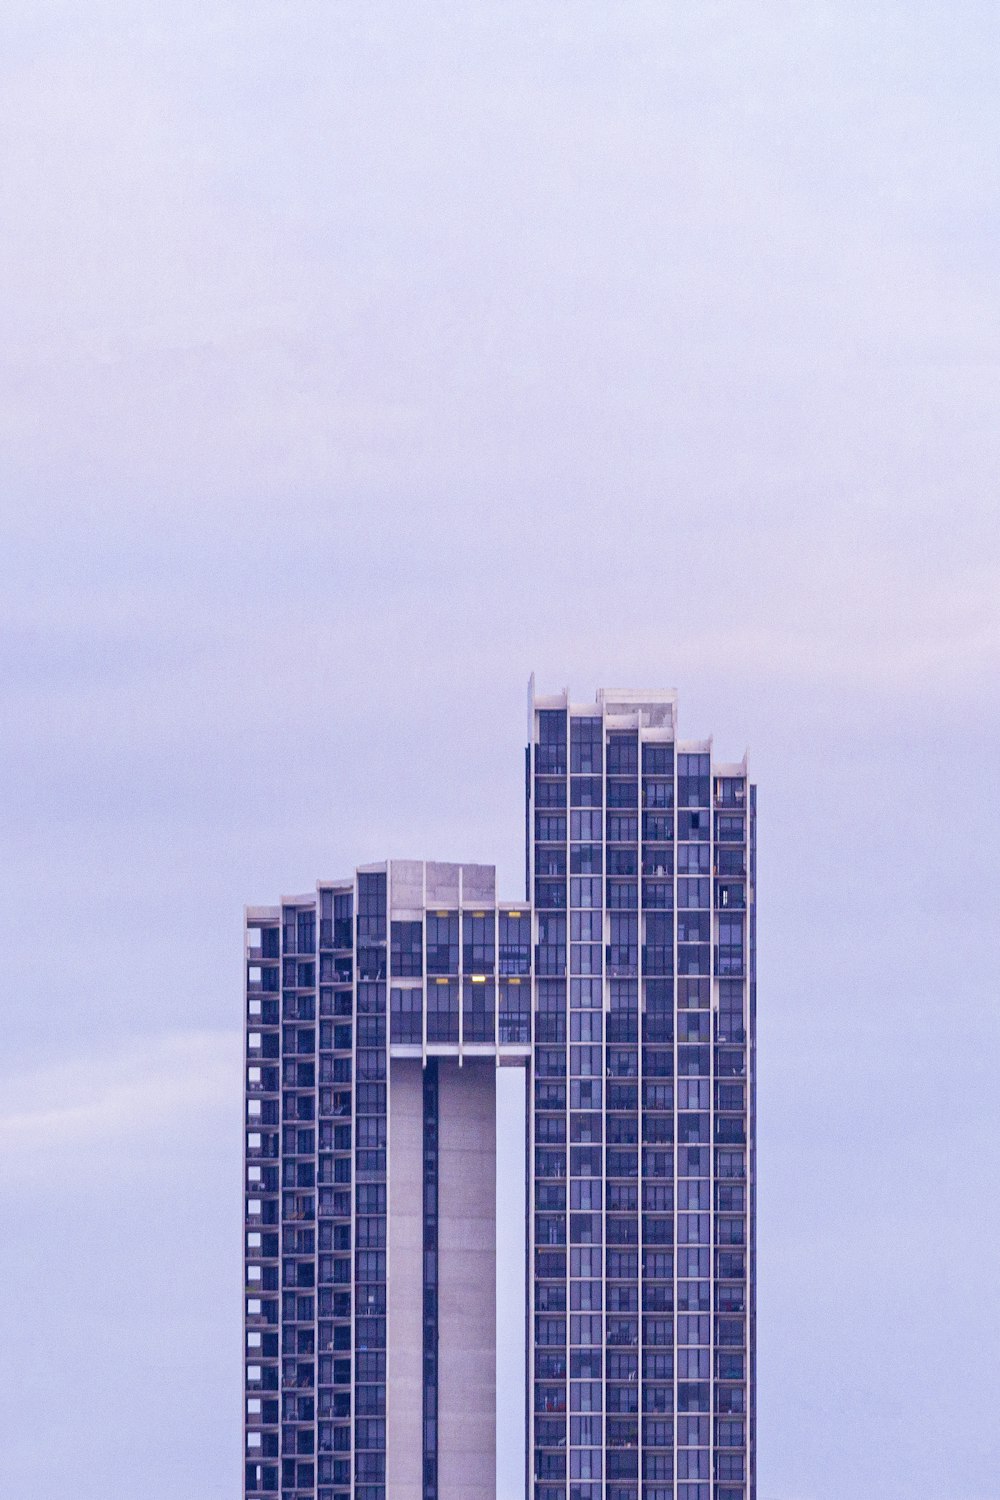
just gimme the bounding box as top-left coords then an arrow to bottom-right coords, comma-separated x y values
2,2 -> 999,1496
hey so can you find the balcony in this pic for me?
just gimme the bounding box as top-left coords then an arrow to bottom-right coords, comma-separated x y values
715,849 -> 746,876
499,1017 -> 531,1044
606,946 -> 638,979
715,946 -> 745,977
245,1200 -> 279,1227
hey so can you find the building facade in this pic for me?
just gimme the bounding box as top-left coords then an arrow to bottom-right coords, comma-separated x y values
526,687 -> 756,1500
244,861 -> 531,1500
243,686 -> 755,1500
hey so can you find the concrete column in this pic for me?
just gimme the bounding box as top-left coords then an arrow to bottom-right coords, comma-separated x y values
438,1058 -> 496,1499
386,1058 -> 423,1499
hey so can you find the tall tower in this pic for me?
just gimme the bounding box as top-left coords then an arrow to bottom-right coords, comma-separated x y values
243,861 -> 531,1500
242,684 -> 756,1500
526,685 -> 755,1500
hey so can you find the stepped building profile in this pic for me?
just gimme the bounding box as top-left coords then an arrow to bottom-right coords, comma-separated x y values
244,683 -> 756,1500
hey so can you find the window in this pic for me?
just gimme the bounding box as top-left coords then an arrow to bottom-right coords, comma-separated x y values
607,813 -> 638,842
718,913 -> 744,946
677,1448 -> 709,1478
570,1280 -> 602,1310
607,879 -> 638,908
716,845 -> 745,877
641,743 -> 673,775
677,877 -> 709,908
536,712 -> 567,773
536,1316 -> 567,1346
606,1182 -> 636,1213
570,1313 -> 602,1345
643,779 -> 674,813
425,912 -> 458,975
536,1147 -> 567,1179
537,844 -> 567,876
570,876 -> 602,907
536,1048 -> 566,1079
677,843 -> 710,873
717,1217 -> 745,1246
569,809 -> 600,841
677,1249 -> 710,1284
537,813 -> 567,842
607,1251 -> 638,1279
718,979 -> 745,1041
570,1079 -> 602,1109
715,813 -> 744,842
716,879 -> 745,910
607,846 -> 638,876
426,980 -> 458,1043
570,977 -> 602,1009
607,779 -> 638,809
678,1113 -> 709,1145
642,812 -> 672,842
678,809 -> 709,840
536,778 -> 567,809
716,1146 -> 746,1182
570,1044 -> 602,1077
570,1146 -> 601,1177
642,880 -> 672,909
715,1351 -> 745,1380
499,979 -> 531,1043
570,1010 -> 602,1042
716,1315 -> 745,1348
715,1249 -> 746,1280
677,912 -> 709,943
678,1079 -> 709,1109
570,910 -> 602,942
570,776 -> 602,807
607,732 -> 639,776
535,1081 -> 567,1110
499,912 -> 531,975
678,1213 -> 710,1246
389,987 -> 422,1045
463,978 -> 495,1042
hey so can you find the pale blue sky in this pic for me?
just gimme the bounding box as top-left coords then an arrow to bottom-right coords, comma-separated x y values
2,4 -> 999,1497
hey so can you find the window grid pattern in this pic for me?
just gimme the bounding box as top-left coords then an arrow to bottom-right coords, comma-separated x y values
353,871 -> 388,1500
316,883 -> 357,1500
283,902 -> 319,1500
247,870 -> 533,1500
529,704 -> 754,1500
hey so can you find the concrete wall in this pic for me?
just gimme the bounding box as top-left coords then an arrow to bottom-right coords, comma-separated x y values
386,1059 -> 423,1500
438,1059 -> 496,1500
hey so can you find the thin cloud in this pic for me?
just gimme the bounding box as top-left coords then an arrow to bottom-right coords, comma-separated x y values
0,1030 -> 240,1182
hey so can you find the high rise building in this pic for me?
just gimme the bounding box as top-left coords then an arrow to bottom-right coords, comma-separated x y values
243,685 -> 756,1500
526,687 -> 755,1500
244,862 -> 531,1500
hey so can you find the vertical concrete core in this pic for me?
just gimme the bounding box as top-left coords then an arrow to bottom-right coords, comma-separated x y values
386,1059 -> 423,1499
438,1058 -> 497,1500
387,1056 -> 497,1500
